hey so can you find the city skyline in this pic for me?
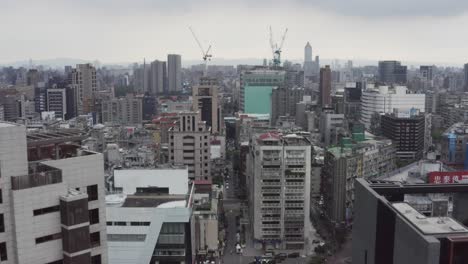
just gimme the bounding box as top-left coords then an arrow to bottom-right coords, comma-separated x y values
1,0 -> 468,65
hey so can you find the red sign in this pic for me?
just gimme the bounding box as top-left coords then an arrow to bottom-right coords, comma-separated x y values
427,171 -> 468,184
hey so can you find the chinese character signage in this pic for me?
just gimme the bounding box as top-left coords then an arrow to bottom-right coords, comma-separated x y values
427,171 -> 468,184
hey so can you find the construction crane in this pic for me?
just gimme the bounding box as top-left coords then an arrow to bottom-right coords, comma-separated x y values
189,27 -> 212,76
269,26 -> 288,67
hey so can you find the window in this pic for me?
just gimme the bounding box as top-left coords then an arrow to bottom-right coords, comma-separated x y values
107,234 -> 147,241
130,222 -> 150,226
0,214 -> 4,233
89,208 -> 99,225
114,222 -> 126,226
36,233 -> 61,244
87,185 -> 98,201
0,189 -> 2,203
90,232 -> 101,247
33,205 -> 60,216
106,221 -> 112,226
0,242 -> 6,261
91,255 -> 102,264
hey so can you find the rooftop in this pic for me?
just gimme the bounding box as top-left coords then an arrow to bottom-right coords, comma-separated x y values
113,168 -> 189,195
393,202 -> 468,235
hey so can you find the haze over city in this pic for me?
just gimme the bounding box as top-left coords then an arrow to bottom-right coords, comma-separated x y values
1,0 -> 468,65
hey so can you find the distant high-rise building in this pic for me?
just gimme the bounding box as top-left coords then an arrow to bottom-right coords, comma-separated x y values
26,69 -> 40,87
239,68 -> 285,114
319,66 -> 332,108
303,42 -> 319,79
0,104 -> 4,121
420,65 -> 433,81
149,60 -> 167,95
464,63 -> 468,92
381,109 -> 425,163
167,54 -> 182,92
192,77 -> 222,134
168,112 -> 211,181
270,87 -> 304,125
101,95 -> 143,125
46,88 -> 67,120
360,86 -> 425,129
304,42 -> 312,62
378,61 -> 407,84
72,63 -> 97,115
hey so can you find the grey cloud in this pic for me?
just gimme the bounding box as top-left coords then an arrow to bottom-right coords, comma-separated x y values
293,0 -> 468,17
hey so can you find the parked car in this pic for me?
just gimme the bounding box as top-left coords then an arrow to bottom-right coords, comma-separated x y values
287,252 -> 300,258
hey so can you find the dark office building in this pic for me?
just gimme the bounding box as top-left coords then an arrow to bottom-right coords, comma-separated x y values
65,86 -> 76,120
319,65 -> 332,108
420,65 -> 434,81
142,95 -> 157,121
353,179 -> 468,264
381,112 -> 425,162
344,82 -> 363,122
378,61 -> 407,84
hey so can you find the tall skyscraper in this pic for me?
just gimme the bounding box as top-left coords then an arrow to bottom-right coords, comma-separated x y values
0,123 -> 108,263
319,65 -> 332,108
72,63 -> 97,115
192,77 -> 222,134
378,60 -> 407,84
304,42 -> 312,62
149,60 -> 167,95
167,54 -> 182,93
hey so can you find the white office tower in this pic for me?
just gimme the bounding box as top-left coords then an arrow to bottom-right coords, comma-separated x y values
247,132 -> 312,250
167,54 -> 182,92
360,85 -> 425,129
0,122 -> 108,264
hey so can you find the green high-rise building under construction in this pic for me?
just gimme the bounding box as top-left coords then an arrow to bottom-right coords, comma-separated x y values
239,68 -> 285,115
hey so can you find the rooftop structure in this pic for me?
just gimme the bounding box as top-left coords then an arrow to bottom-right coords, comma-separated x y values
353,179 -> 468,264
113,168 -> 189,195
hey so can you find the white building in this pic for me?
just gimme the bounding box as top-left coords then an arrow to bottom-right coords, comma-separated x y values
0,122 -> 108,264
106,167 -> 192,264
320,112 -> 345,146
72,63 -> 97,115
360,85 -> 425,129
247,132 -> 312,250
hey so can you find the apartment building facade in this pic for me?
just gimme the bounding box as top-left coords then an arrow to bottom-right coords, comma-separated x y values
247,132 -> 311,250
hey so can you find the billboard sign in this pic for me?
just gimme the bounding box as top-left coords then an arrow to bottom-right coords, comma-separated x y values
427,171 -> 468,184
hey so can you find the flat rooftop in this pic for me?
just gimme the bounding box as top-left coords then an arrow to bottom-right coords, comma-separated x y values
393,202 -> 468,235
27,129 -> 86,147
114,168 -> 189,195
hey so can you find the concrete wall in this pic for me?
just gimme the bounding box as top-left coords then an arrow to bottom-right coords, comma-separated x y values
352,179 -> 379,264
393,216 -> 440,264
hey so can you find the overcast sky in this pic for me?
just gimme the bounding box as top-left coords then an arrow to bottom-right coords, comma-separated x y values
1,0 -> 467,66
